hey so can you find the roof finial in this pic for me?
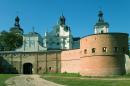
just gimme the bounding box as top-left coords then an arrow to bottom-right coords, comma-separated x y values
14,16 -> 20,28
61,12 -> 64,17
58,12 -> 65,25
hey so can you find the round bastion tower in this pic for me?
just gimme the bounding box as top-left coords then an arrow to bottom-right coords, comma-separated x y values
80,11 -> 129,76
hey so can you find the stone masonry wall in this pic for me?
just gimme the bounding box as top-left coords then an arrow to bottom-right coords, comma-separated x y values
0,51 -> 61,74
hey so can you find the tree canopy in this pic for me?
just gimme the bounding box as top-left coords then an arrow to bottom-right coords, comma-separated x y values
0,30 -> 23,51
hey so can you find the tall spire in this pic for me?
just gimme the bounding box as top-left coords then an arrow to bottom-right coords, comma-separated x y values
98,10 -> 104,22
14,16 -> 20,28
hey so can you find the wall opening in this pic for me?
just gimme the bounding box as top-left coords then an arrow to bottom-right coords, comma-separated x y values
92,48 -> 96,53
49,67 -> 52,71
114,47 -> 118,52
23,63 -> 33,74
101,30 -> 104,33
122,47 -> 125,53
84,49 -> 87,54
103,47 -> 107,52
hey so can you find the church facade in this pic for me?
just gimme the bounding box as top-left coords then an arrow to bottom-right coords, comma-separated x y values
0,11 -> 129,76
16,15 -> 80,52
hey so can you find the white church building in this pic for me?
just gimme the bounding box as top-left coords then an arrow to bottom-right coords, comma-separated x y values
16,15 -> 80,52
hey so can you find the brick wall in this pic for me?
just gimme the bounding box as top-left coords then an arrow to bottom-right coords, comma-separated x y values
61,49 -> 80,73
80,33 -> 129,76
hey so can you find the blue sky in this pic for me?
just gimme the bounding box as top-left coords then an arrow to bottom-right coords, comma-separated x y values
0,0 -> 129,37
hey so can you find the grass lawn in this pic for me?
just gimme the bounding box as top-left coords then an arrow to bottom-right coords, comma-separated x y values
43,73 -> 130,86
0,74 -> 16,86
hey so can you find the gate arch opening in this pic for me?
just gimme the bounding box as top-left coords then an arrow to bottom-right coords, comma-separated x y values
23,63 -> 33,74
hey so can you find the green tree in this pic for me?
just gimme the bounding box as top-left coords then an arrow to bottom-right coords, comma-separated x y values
0,30 -> 23,51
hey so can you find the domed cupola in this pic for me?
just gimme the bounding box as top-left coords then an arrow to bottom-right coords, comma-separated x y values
10,16 -> 24,35
94,10 -> 109,34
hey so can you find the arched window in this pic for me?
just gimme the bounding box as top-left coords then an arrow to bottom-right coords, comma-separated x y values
92,48 -> 96,53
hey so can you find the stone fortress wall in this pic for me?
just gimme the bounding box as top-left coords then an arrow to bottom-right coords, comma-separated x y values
0,50 -> 81,74
0,51 -> 61,74
80,33 -> 129,76
0,32 -> 129,76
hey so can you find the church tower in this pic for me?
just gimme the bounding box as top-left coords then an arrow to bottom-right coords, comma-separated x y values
57,14 -> 72,50
43,14 -> 73,50
94,11 -> 109,34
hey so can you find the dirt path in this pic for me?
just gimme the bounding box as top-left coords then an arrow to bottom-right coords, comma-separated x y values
5,75 -> 65,86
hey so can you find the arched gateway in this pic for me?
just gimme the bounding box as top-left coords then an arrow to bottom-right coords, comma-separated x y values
23,63 -> 33,74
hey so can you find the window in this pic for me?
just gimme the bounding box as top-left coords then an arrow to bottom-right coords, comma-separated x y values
102,47 -> 107,52
114,47 -> 118,52
84,49 -> 87,54
92,48 -> 96,53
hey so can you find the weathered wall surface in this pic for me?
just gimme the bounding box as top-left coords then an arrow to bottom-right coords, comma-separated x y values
61,49 -> 80,73
0,51 -> 61,74
80,33 -> 129,76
